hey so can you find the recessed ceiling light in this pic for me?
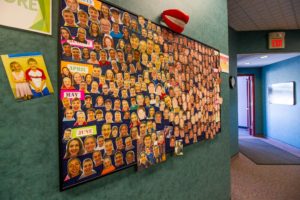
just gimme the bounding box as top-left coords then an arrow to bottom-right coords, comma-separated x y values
260,55 -> 268,59
245,62 -> 250,65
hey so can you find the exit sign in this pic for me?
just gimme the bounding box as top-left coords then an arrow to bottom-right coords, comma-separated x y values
269,32 -> 285,49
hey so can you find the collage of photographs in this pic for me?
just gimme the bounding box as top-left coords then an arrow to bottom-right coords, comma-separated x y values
59,0 -> 222,189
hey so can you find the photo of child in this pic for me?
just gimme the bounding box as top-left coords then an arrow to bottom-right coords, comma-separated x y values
9,61 -> 33,100
1,52 -> 54,101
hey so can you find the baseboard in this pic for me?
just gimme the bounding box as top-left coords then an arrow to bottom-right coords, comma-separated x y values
238,126 -> 248,129
265,136 -> 300,150
231,152 -> 239,158
254,133 -> 264,138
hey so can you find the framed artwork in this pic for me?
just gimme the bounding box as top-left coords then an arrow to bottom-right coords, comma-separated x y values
0,0 -> 52,35
1,52 -> 54,101
58,0 -> 222,190
268,82 -> 295,105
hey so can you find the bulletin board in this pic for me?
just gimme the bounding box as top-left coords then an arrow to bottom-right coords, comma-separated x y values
59,0 -> 222,190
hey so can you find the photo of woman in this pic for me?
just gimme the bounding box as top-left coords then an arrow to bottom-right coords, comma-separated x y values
89,21 -> 101,40
122,12 -> 131,27
61,66 -> 72,79
103,35 -> 114,50
64,138 -> 85,159
60,26 -> 73,41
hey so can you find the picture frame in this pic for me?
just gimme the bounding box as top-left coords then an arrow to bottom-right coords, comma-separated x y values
268,82 -> 295,105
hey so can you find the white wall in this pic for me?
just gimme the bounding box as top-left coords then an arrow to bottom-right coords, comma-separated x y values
238,76 -> 248,127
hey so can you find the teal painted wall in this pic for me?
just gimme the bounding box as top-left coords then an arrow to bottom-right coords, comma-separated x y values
237,68 -> 263,135
0,0 -> 230,200
262,56 -> 300,148
229,27 -> 238,156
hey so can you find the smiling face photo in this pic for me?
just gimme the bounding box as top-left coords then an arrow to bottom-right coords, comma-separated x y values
59,0 -> 221,189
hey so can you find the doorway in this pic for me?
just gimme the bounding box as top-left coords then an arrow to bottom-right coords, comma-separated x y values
237,74 -> 255,136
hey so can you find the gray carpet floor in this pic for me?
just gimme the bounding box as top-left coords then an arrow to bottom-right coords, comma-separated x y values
231,153 -> 300,200
239,138 -> 300,165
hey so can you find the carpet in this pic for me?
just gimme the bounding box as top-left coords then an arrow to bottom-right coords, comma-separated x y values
239,138 -> 300,165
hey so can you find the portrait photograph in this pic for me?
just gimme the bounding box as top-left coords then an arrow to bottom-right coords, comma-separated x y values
1,52 -> 54,101
174,139 -> 183,156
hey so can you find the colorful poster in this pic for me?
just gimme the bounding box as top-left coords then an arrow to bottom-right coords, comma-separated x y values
1,52 -> 54,101
0,0 -> 52,35
220,53 -> 229,73
58,0 -> 221,190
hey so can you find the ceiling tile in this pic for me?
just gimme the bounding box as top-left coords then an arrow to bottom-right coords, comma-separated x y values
228,0 -> 300,31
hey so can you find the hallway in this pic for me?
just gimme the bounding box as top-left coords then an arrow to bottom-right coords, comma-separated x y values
238,128 -> 250,137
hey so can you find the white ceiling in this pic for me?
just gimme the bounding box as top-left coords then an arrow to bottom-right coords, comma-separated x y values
237,53 -> 300,68
228,0 -> 300,31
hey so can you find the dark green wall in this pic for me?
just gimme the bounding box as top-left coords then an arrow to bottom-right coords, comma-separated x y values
237,68 -> 263,134
237,30 -> 300,54
229,27 -> 238,156
0,0 -> 230,200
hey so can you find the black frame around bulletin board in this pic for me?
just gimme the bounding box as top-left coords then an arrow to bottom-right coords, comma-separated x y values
58,0 -> 222,190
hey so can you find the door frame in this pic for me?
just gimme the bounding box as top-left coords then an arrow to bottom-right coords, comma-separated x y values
237,74 -> 256,136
